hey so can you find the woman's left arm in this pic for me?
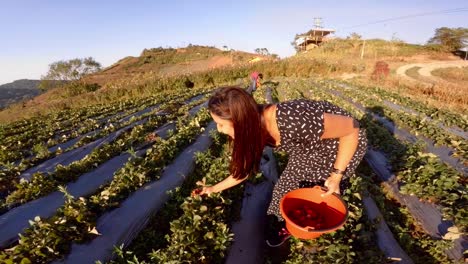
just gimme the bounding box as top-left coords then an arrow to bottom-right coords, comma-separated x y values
320,113 -> 360,196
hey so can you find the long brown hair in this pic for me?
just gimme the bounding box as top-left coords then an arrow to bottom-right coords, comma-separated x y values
208,86 -> 274,180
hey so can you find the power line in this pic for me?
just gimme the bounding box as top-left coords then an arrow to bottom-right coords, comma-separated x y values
339,7 -> 468,30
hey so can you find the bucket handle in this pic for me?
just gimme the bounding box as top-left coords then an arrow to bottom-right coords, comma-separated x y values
313,185 -> 325,191
313,185 -> 328,193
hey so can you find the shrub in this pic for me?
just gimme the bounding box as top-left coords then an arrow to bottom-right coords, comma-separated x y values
65,82 -> 101,97
371,61 -> 389,80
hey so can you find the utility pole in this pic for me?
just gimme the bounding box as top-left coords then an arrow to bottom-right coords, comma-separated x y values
313,18 -> 323,46
360,40 -> 366,59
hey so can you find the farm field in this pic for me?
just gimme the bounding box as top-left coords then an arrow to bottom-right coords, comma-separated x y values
2,1 -> 468,263
0,73 -> 466,263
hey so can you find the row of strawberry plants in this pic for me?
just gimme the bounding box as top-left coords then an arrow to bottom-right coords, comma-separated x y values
0,84 -> 206,138
0,88 -> 209,165
323,80 -> 467,162
0,90 -> 208,193
0,98 -> 152,163
331,80 -> 467,130
302,79 -> 466,231
106,131 -> 231,263
70,92 -> 209,149
84,110 -> 212,214
0,108 -> 213,263
1,101 -> 157,183
0,96 -> 209,212
252,85 -> 268,104
0,94 -> 149,142
286,79 -> 465,261
311,81 -> 467,228
277,80 -> 447,263
274,81 -> 449,263
49,88 -> 209,145
358,115 -> 459,263
0,101 -> 124,138
362,117 -> 467,231
359,164 -> 454,264
0,91 -> 208,180
110,135 -> 244,263
0,114 -> 166,212
43,92 -> 207,164
45,100 -> 155,147
104,87 -> 269,263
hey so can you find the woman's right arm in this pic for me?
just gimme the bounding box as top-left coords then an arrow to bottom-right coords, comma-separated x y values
196,175 -> 247,195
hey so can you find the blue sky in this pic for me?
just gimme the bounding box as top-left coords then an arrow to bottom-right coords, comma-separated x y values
0,0 -> 467,85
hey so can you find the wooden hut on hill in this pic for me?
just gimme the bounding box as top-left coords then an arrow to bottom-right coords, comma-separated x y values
295,28 -> 335,51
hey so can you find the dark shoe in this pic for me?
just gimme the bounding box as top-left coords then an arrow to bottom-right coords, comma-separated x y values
266,227 -> 292,247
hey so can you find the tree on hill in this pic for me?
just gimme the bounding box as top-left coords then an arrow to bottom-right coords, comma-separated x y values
39,57 -> 101,91
427,27 -> 468,51
254,48 -> 270,56
346,32 -> 363,48
347,32 -> 362,40
291,34 -> 299,53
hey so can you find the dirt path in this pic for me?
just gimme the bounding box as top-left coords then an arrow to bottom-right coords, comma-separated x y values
396,60 -> 468,84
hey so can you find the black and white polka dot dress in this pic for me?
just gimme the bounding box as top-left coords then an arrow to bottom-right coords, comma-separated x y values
267,99 -> 367,221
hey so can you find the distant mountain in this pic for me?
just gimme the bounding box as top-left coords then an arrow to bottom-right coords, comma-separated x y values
0,79 -> 41,109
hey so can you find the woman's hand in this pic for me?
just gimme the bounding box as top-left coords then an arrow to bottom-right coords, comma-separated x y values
191,186 -> 214,197
322,173 -> 342,197
191,174 -> 247,197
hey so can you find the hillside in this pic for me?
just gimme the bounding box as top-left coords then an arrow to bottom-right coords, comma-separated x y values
0,79 -> 41,109
85,45 -> 270,86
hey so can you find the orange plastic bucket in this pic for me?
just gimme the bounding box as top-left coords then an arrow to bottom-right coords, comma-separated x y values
279,186 -> 348,239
